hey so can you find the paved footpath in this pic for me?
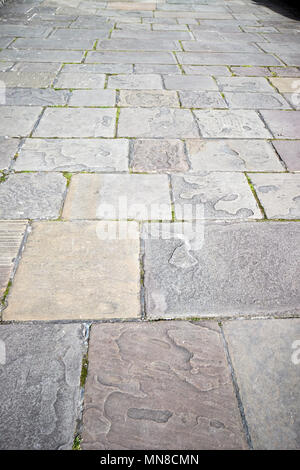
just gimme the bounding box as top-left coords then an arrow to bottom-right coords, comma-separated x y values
0,0 -> 299,450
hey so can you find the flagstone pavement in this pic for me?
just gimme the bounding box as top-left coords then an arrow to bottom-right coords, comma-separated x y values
0,0 -> 299,450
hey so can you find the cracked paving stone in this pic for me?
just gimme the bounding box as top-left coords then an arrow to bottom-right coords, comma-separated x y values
118,107 -> 199,138
186,139 -> 284,172
14,138 -> 129,172
54,73 -> 106,89
0,323 -> 85,449
193,110 -> 271,138
2,88 -> 69,106
179,91 -> 227,108
143,221 -> 300,319
62,174 -> 172,220
0,106 -> 42,137
163,75 -> 218,91
107,74 -> 163,90
0,173 -> 66,219
0,220 -> 27,296
68,90 -> 116,107
81,321 -> 247,450
223,319 -> 300,450
272,140 -> 300,171
34,108 -> 116,138
172,172 -> 261,220
224,92 -> 291,110
118,90 -> 179,107
131,139 -> 188,173
86,51 -> 176,64
251,173 -> 300,219
260,110 -> 300,138
3,221 -> 140,321
0,71 -> 55,88
0,137 -> 19,170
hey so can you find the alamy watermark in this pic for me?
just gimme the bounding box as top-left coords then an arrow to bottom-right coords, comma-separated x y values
291,340 -> 300,365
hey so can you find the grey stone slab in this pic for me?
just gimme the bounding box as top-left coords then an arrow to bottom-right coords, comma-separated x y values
277,54 -> 300,66
0,25 -> 52,37
270,66 -> 300,77
216,77 -> 274,93
172,172 -> 261,220
155,11 -> 232,19
11,62 -> 61,73
0,37 -> 13,48
134,64 -> 180,74
193,110 -> 271,138
55,72 -> 105,89
223,319 -> 300,450
0,62 -> 14,72
231,66 -> 272,77
182,65 -> 231,76
108,74 -> 163,90
131,139 -> 188,173
118,90 -> 179,107
257,42 -> 300,55
71,17 -> 112,28
0,137 -> 19,170
260,110 -> 300,138
2,88 -> 69,106
144,221 -> 300,318
163,75 -> 218,91
224,92 -> 291,109
3,221 -> 140,321
81,321 -> 247,450
0,71 -> 55,88
86,51 -> 176,64
191,32 -> 263,43
0,106 -> 42,137
111,30 -> 192,40
0,323 -> 85,450
272,140 -> 300,171
51,28 -> 111,40
12,37 -> 95,50
190,23 -> 242,33
186,139 -> 284,172
69,90 -> 116,106
14,138 -> 129,172
152,23 -> 189,31
179,91 -> 227,108
0,221 -> 27,296
62,63 -> 133,74
97,38 -> 181,51
0,49 -> 84,63
251,173 -> 300,219
182,41 -> 258,53
118,107 -> 199,138
63,174 -> 172,220
176,52 -> 281,66
0,172 -> 66,219
34,108 -> 116,138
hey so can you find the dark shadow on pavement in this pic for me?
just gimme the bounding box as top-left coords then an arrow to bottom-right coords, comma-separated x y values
251,0 -> 300,20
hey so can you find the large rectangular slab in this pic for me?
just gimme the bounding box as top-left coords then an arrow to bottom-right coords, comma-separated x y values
223,319 -> 300,449
260,110 -> 300,138
97,38 -> 181,51
176,52 -> 281,66
107,74 -> 163,90
81,321 -> 247,450
3,221 -> 140,321
0,221 -> 27,296
0,323 -> 85,449
86,51 -> 176,64
0,50 -> 84,63
0,71 -> 55,88
0,106 -> 42,137
144,221 -> 300,318
0,137 -> 19,170
272,140 -> 300,171
2,88 -> 69,106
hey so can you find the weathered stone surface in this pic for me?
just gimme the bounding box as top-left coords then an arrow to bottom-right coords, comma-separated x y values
179,91 -> 227,108
68,90 -> 116,107
51,28 -> 110,40
164,75 -> 218,91
272,140 -> 300,171
191,32 -> 262,43
63,63 -> 133,74
97,38 -> 180,51
172,173 -> 261,220
269,77 -> 300,93
231,66 -> 272,77
3,221 -> 140,321
223,319 -> 300,450
34,108 -> 116,137
0,221 -> 27,296
63,174 -> 172,220
0,62 -> 14,72
134,64 -> 180,74
251,173 -> 300,219
14,139 -> 129,172
86,51 -> 176,64
144,221 -> 300,318
193,110 -> 271,138
118,108 -> 199,138
11,62 -> 61,73
176,52 -> 281,66
277,54 -> 300,66
0,71 -> 55,88
12,37 -> 95,50
0,173 -> 66,219
182,41 -> 258,53
186,139 -> 283,172
2,88 -> 69,106
0,25 -> 52,37
55,73 -> 106,89
260,110 -> 300,138
182,65 -> 231,75
111,29 -> 192,40
0,50 -> 84,63
131,139 -> 188,172
270,67 -> 300,77
0,323 -> 85,449
216,77 -> 274,93
0,137 -> 19,170
82,321 -> 247,450
108,74 -> 163,90
118,90 -> 179,107
0,106 -> 42,137
224,92 -> 291,109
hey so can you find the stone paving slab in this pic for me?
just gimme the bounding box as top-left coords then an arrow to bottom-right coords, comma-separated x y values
2,88 -> 69,106
260,110 -> 300,138
216,77 -> 274,93
223,319 -> 300,450
63,173 -> 172,220
0,106 -> 42,137
118,90 -> 179,107
81,321 -> 247,450
50,28 -> 111,40
54,72 -> 106,89
224,92 -> 291,110
176,52 -> 281,66
131,139 -> 188,173
12,37 -> 95,50
272,140 -> 300,171
0,71 -> 55,88
0,49 -> 84,63
181,41 -> 259,53
86,51 -> 176,64
68,89 -> 116,107
163,75 -> 218,91
0,137 -> 19,170
144,221 -> 300,319
97,38 -> 181,51
107,74 -> 163,90
3,221 -> 140,321
0,323 -> 85,449
179,91 -> 227,108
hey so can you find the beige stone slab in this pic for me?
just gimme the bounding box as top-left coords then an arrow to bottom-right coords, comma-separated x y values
0,221 -> 27,296
3,221 -> 140,321
269,77 -> 300,93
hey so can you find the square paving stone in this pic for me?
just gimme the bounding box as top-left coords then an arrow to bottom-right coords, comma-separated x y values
107,74 -> 163,90
55,73 -> 106,89
3,221 -> 140,321
63,174 -> 172,220
0,221 -> 27,296
0,323 -> 85,449
260,110 -> 300,138
118,90 -> 179,107
68,90 -> 116,107
34,108 -> 116,137
223,319 -> 300,450
163,75 -> 218,91
0,173 -> 66,219
193,110 -> 271,138
131,139 -> 189,173
0,71 -> 55,88
272,140 -> 300,171
0,137 -> 19,170
172,173 -> 261,220
251,173 -> 300,219
216,77 -> 274,93
179,91 -> 227,108
81,321 -> 247,450
0,106 -> 42,137
86,51 -> 176,64
118,108 -> 199,138
144,221 -> 300,318
97,38 -> 181,51
2,88 -> 69,106
224,92 -> 291,109
14,139 -> 129,172
186,139 -> 284,172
